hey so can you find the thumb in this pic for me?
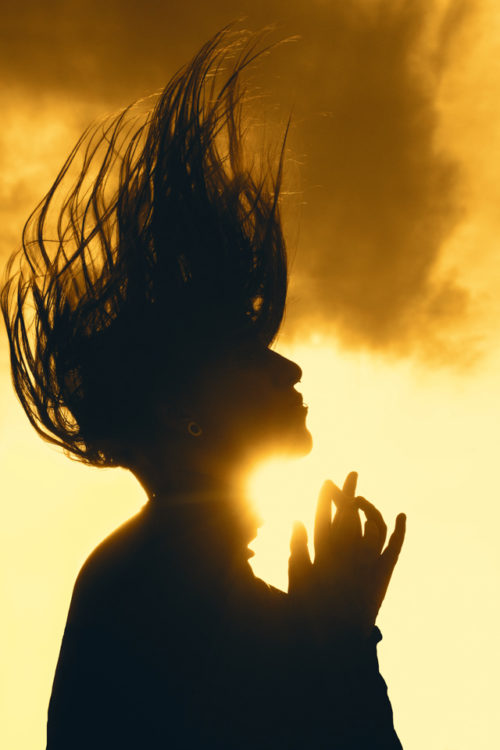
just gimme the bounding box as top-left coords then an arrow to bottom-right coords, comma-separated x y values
288,521 -> 312,594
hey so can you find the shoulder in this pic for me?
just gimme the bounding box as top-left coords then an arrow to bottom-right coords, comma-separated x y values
67,504 -> 154,625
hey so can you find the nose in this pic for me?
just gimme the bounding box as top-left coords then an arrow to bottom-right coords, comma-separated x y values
269,350 -> 302,387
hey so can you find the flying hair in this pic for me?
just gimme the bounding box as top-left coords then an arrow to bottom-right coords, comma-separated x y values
1,28 -> 290,467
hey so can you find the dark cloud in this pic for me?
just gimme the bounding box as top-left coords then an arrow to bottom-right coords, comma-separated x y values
280,1 -> 472,359
0,0 -> 473,361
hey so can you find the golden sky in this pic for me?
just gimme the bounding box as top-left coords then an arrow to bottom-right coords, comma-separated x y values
1,2 -> 500,749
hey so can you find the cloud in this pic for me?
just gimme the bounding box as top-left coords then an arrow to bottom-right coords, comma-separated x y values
0,0 -> 477,363
279,1 -> 473,362
0,93 -> 92,267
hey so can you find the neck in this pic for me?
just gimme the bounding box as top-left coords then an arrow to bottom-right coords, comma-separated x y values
137,466 -> 246,501
132,459 -> 263,554
131,440 -> 261,500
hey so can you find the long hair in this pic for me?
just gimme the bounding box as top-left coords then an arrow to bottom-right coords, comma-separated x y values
1,28 -> 289,467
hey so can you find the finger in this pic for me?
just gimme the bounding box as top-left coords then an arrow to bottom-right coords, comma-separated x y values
342,471 -> 358,498
356,496 -> 388,553
331,474 -> 362,545
331,503 -> 362,546
314,480 -> 334,563
377,514 -> 406,599
288,521 -> 313,594
331,482 -> 345,510
359,514 -> 406,618
290,520 -> 310,558
362,519 -> 381,557
381,513 -> 406,569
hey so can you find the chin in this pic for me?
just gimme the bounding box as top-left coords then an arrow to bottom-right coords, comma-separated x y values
289,408 -> 313,455
270,421 -> 313,458
289,426 -> 313,456
243,408 -> 313,462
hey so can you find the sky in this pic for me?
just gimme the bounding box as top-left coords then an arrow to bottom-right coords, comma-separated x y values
1,1 -> 500,749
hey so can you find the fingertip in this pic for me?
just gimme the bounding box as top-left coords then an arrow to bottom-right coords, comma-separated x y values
353,496 -> 370,514
344,470 -> 358,485
343,470 -> 359,497
291,520 -> 308,543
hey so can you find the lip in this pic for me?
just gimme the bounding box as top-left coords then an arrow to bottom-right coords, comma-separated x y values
286,388 -> 308,414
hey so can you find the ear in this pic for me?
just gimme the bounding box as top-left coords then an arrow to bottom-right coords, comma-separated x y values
156,398 -> 199,438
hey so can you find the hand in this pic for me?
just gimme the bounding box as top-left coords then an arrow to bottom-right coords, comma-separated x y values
288,472 -> 406,642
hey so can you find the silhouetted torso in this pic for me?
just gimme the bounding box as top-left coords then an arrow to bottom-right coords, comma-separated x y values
47,497 -> 402,749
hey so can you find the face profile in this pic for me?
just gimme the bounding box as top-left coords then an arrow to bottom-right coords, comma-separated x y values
179,342 -> 313,466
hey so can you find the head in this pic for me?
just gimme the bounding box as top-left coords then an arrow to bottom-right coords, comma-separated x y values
1,28 -> 309,491
137,339 -> 312,492
187,341 -> 311,462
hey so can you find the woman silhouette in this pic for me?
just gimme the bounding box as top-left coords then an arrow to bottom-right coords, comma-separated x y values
2,29 -> 406,749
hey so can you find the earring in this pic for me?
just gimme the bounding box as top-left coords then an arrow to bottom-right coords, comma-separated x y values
187,421 -> 203,437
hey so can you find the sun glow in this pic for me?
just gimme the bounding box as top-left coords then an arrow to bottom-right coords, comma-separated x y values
247,455 -> 318,590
